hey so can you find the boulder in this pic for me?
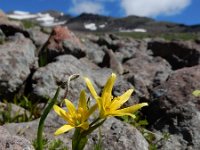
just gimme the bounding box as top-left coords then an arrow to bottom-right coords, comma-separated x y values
0,11 -> 29,38
148,40 -> 200,70
39,26 -> 85,65
123,53 -> 172,89
0,33 -> 37,100
29,27 -> 49,48
146,66 -> 200,150
31,55 -> 112,102
4,111 -> 149,150
0,126 -> 34,150
86,117 -> 149,150
81,38 -> 105,65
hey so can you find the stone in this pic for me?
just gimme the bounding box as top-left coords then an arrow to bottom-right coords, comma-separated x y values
146,66 -> 200,150
0,102 -> 30,122
29,28 -> 49,48
0,126 -> 34,150
86,117 -> 149,150
148,40 -> 200,70
31,55 -> 112,102
39,26 -> 85,65
100,48 -> 124,74
0,33 -> 37,100
0,12 -> 29,38
123,53 -> 172,88
4,111 -> 148,150
82,38 -> 105,65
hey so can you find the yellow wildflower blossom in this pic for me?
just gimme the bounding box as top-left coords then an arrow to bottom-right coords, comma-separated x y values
53,90 -> 96,135
84,73 -> 148,118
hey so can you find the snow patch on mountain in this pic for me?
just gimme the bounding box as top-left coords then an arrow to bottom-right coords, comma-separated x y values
7,10 -> 66,27
84,23 -> 97,30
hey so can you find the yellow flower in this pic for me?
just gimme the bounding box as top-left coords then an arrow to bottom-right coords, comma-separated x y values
84,73 -> 148,118
192,90 -> 200,97
53,90 -> 96,135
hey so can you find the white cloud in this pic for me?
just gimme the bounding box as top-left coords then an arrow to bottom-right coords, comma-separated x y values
121,0 -> 191,17
69,1 -> 105,15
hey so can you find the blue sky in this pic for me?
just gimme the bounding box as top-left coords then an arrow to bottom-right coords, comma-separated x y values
0,0 -> 199,25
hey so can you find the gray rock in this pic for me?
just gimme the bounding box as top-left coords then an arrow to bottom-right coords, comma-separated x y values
0,15 -> 30,38
95,34 -> 121,51
86,117 -> 149,150
31,55 -> 112,101
124,52 -> 172,99
0,29 -> 5,44
147,66 -> 200,150
104,48 -> 124,74
4,111 -> 148,150
29,28 -> 49,48
148,40 -> 200,70
0,102 -> 30,121
0,126 -> 34,150
82,38 -> 105,64
0,33 -> 37,100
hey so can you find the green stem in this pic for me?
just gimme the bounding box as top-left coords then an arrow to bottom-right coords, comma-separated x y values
72,128 -> 87,150
89,117 -> 101,127
37,87 -> 60,150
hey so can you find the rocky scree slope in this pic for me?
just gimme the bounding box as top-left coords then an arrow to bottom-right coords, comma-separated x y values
0,14 -> 200,149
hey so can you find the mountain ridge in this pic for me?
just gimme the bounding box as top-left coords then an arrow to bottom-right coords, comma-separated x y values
5,10 -> 200,33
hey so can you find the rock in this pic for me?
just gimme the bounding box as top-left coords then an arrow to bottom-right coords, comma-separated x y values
96,34 -> 121,51
0,33 -> 37,100
0,126 -> 34,150
0,12 -> 29,38
115,38 -> 144,63
29,27 -> 49,48
112,76 -> 139,105
146,66 -> 200,150
123,53 -> 172,88
39,26 -> 85,65
0,102 -> 30,122
148,40 -> 200,70
0,29 -> 5,44
4,111 -> 148,150
31,55 -> 112,102
82,38 -> 105,65
100,48 -> 124,74
86,117 -> 149,150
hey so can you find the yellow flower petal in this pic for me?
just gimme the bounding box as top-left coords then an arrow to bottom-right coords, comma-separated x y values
84,77 -> 99,100
53,105 -> 68,121
88,103 -> 98,116
101,73 -> 116,99
109,112 -> 136,119
192,90 -> 200,97
110,89 -> 134,110
115,103 -> 148,114
65,99 -> 76,115
54,124 -> 74,135
78,90 -> 87,110
77,121 -> 89,130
